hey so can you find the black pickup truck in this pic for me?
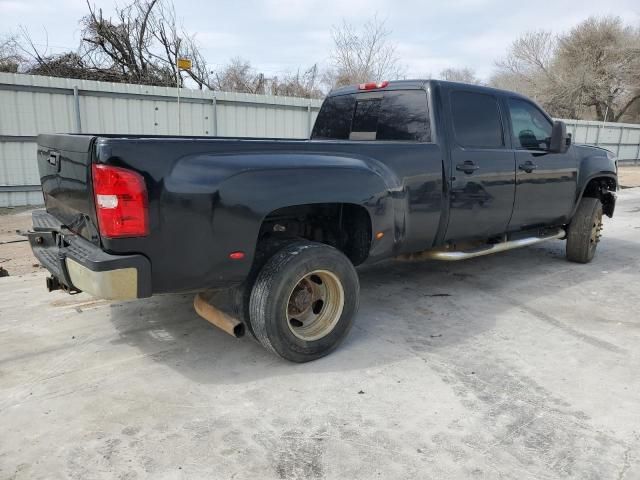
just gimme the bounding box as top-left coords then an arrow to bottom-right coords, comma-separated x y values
28,80 -> 618,362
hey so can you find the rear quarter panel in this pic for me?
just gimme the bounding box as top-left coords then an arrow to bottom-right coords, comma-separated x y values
159,153 -> 392,290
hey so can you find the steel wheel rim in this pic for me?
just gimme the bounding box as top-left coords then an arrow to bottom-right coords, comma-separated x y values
285,270 -> 345,341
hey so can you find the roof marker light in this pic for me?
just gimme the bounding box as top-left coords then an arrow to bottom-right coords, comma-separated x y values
358,81 -> 389,90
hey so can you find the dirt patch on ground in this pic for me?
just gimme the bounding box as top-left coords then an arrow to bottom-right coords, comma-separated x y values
0,208 -> 40,277
618,165 -> 640,188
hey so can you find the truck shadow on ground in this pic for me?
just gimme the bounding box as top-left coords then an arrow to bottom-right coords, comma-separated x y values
106,236 -> 638,385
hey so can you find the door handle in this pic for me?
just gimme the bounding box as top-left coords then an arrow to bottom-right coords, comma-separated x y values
456,161 -> 479,174
519,161 -> 537,173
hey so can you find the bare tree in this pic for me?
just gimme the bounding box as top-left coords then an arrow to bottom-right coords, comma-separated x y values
179,35 -> 213,90
15,27 -> 102,80
16,0 -> 213,88
0,34 -> 25,73
212,57 -> 265,94
143,0 -> 213,89
556,17 -> 640,122
488,69 -> 536,96
498,31 -> 556,78
492,18 -> 640,122
14,0 -> 323,97
212,59 -> 323,98
439,67 -> 481,85
80,0 -> 160,83
80,0 -> 212,87
270,65 -> 324,98
493,31 -> 561,99
325,16 -> 404,89
491,30 -> 580,116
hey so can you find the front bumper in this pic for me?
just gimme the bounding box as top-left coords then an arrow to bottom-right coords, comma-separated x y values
28,210 -> 151,300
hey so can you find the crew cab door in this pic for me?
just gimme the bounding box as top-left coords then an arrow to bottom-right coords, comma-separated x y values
444,89 -> 516,241
505,98 -> 578,229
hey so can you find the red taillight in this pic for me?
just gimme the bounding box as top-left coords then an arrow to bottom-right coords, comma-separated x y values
358,80 -> 389,90
92,164 -> 149,238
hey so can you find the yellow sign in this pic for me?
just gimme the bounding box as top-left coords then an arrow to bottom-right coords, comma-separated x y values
177,58 -> 192,70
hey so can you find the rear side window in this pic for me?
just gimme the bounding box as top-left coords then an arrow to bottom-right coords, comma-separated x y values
450,91 -> 504,148
311,94 -> 355,140
378,91 -> 430,142
311,90 -> 430,142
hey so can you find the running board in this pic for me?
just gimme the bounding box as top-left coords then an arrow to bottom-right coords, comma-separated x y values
400,229 -> 566,262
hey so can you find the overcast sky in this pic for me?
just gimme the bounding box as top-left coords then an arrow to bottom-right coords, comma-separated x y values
1,0 -> 639,81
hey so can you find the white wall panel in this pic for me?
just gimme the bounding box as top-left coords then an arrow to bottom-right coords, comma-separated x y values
563,119 -> 640,160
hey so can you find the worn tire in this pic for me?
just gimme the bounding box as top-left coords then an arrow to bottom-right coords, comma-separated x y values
231,237 -> 300,339
249,240 -> 359,362
566,197 -> 603,264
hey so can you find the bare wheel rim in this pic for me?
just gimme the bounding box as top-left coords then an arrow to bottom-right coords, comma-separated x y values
285,270 -> 345,341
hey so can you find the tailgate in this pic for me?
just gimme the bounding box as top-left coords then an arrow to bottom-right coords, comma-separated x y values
37,134 -> 100,245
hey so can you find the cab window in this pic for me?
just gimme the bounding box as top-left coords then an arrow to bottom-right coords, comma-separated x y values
450,91 -> 504,148
311,90 -> 431,142
508,98 -> 553,150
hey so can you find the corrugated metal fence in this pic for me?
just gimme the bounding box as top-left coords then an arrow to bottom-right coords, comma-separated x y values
0,72 -> 322,207
1,72 -> 639,207
561,119 -> 640,165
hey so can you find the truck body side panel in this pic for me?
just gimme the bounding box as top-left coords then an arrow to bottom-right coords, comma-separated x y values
38,136 -> 443,293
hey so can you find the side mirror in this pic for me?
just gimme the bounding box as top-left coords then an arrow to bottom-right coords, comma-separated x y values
549,120 -> 570,153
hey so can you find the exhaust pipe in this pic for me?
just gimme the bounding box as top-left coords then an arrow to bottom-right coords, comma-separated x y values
194,292 -> 245,338
400,228 -> 566,262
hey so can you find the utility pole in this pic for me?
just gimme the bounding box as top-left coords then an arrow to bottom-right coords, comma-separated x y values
176,68 -> 181,135
176,57 -> 192,136
175,40 -> 193,136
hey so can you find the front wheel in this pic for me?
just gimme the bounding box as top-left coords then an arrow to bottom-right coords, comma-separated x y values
566,197 -> 603,263
249,240 -> 359,362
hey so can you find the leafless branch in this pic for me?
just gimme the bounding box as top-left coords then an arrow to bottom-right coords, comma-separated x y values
325,15 -> 405,89
492,17 -> 640,121
439,67 -> 481,85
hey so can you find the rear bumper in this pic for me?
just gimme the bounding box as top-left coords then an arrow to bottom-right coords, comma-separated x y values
28,210 -> 152,299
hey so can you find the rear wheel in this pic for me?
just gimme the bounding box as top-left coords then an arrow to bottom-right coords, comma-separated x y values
230,236 -> 298,339
249,240 -> 359,362
566,197 -> 603,263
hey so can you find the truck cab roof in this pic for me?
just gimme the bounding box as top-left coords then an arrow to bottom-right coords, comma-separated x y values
328,79 -> 530,102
